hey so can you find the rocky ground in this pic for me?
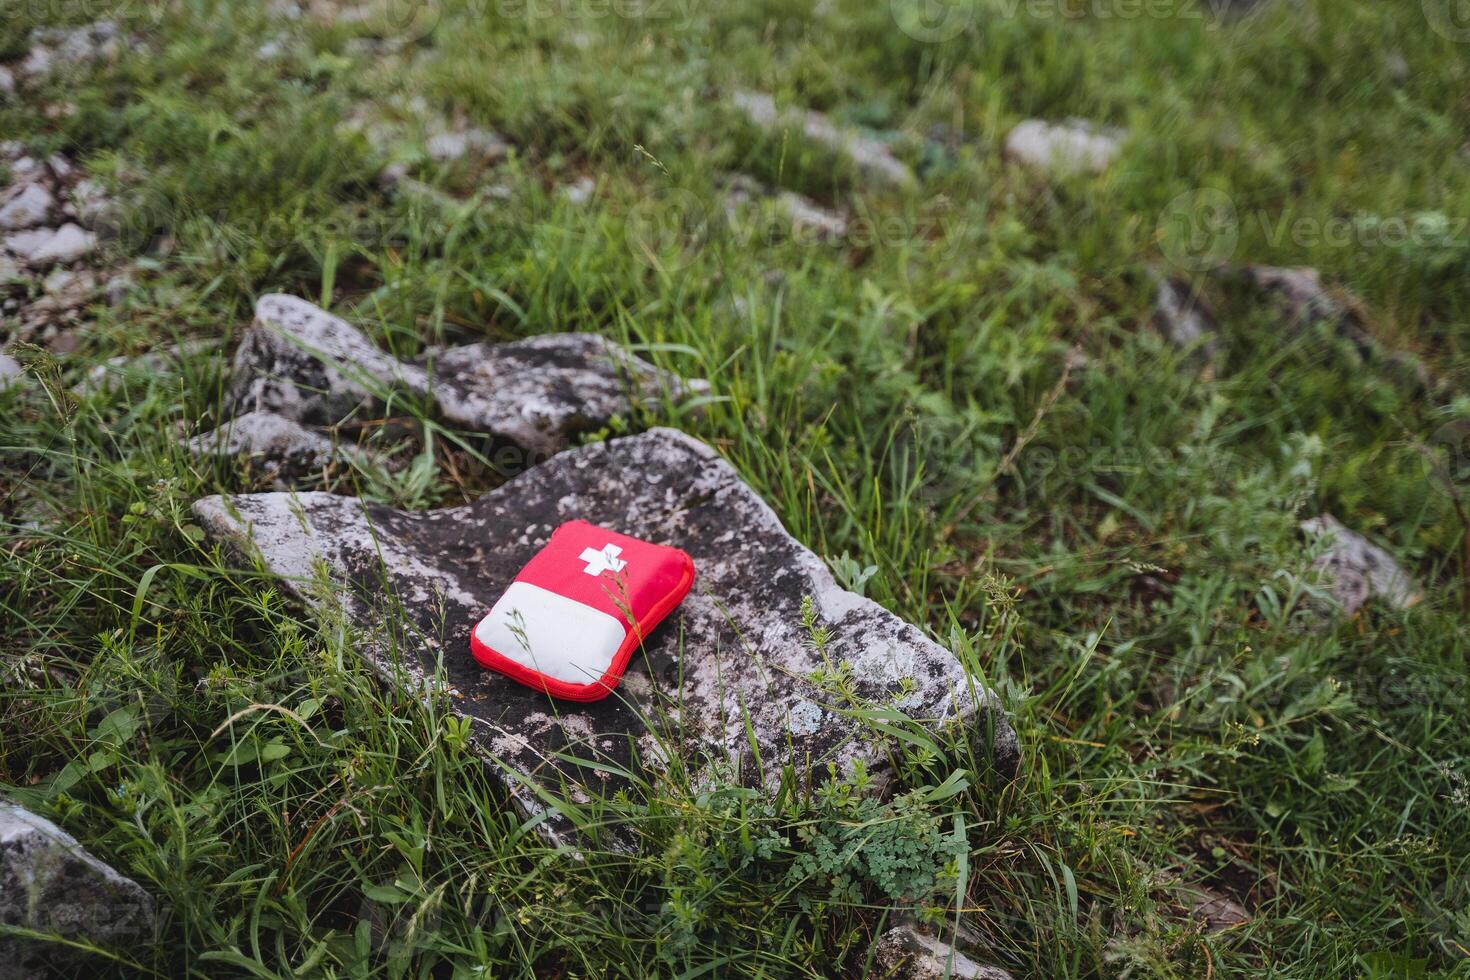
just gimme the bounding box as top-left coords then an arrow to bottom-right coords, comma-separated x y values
1,1 -> 1467,977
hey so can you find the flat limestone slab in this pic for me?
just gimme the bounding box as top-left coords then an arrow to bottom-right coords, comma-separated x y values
193,429 -> 1017,839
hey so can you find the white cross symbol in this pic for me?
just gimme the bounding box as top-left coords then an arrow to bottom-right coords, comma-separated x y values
579,543 -> 627,577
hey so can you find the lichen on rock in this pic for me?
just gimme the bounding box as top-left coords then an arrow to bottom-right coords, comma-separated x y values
228,294 -> 708,456
0,800 -> 156,977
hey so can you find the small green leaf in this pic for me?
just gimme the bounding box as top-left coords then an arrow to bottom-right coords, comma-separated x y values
364,883 -> 407,904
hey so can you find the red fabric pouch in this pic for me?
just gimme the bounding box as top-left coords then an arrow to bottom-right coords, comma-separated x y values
470,521 -> 695,701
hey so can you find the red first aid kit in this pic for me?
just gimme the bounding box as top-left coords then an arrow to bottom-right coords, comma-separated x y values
470,521 -> 695,701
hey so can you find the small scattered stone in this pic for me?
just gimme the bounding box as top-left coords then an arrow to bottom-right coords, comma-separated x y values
46,154 -> 74,181
5,223 -> 98,267
48,329 -> 81,355
42,266 -> 94,299
0,252 -> 23,285
14,21 -> 131,85
377,161 -> 411,187
6,268 -> 102,343
67,179 -> 110,226
78,339 -> 219,393
1229,265 -> 1433,391
9,156 -> 42,181
732,91 -> 916,189
1384,50 -> 1409,85
0,67 -> 14,97
193,428 -> 1018,843
560,176 -> 596,205
0,184 -> 56,230
725,175 -> 848,242
1301,514 -> 1420,616
19,45 -> 54,80
0,800 -> 156,974
0,353 -> 25,391
1152,276 -> 1219,356
778,191 -> 848,241
426,128 -> 510,164
1240,265 -> 1345,327
871,925 -> 1015,980
184,410 -> 342,480
1190,886 -> 1251,933
102,272 -> 133,305
1004,119 -> 1123,176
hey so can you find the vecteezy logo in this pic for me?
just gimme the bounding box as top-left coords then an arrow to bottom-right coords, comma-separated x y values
1424,0 -> 1470,41
890,412 -> 995,508
1157,187 -> 1239,272
1429,419 -> 1470,498
890,0 -> 976,42
371,0 -> 443,43
624,187 -> 710,274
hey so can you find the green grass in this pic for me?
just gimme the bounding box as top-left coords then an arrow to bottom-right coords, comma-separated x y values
3,0 -> 1469,975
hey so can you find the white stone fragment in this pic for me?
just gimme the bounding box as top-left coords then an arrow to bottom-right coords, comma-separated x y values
8,156 -> 42,181
184,411 -> 338,473
1301,514 -> 1420,616
4,223 -> 98,267
0,252 -> 22,284
866,925 -> 1015,979
426,128 -> 510,163
0,184 -> 56,230
1153,276 -> 1219,355
19,45 -> 54,79
732,90 -> 916,189
1004,118 -> 1124,176
778,191 -> 848,241
560,176 -> 596,205
0,353 -> 25,391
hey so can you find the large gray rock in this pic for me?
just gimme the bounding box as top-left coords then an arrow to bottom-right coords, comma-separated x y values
732,91 -> 916,189
193,428 -> 1019,842
1301,515 -> 1420,617
230,294 -> 708,456
0,801 -> 156,977
228,293 -> 411,425
871,925 -> 1015,979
